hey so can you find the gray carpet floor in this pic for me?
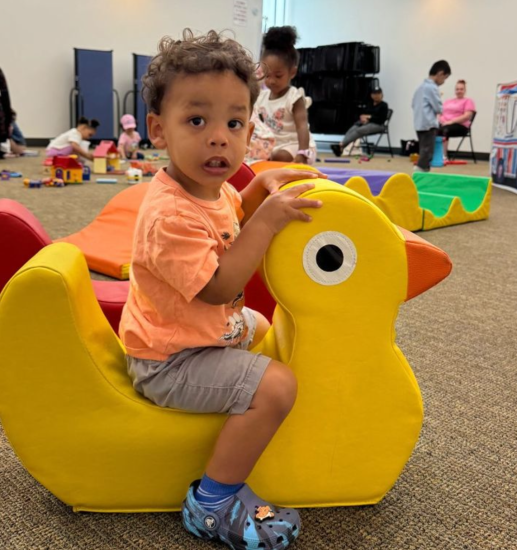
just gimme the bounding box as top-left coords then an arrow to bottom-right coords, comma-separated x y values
1,152 -> 516,549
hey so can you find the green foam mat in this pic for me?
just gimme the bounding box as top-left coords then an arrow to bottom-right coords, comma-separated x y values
413,173 -> 490,217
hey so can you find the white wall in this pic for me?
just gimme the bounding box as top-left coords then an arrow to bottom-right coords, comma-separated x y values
287,0 -> 516,154
0,0 -> 263,139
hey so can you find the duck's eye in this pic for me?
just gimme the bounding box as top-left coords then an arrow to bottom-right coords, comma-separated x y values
316,245 -> 343,272
303,231 -> 356,285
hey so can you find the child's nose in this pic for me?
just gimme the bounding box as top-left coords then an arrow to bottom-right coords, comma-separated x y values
209,128 -> 229,148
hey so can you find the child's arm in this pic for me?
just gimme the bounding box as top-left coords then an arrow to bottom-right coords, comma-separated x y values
239,168 -> 325,225
70,142 -> 94,161
292,98 -> 311,164
197,183 -> 322,305
117,143 -> 128,159
428,87 -> 443,115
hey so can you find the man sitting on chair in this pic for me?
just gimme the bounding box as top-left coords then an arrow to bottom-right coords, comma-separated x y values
331,87 -> 388,157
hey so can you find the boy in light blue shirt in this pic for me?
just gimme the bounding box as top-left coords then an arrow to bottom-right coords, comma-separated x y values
412,60 -> 451,171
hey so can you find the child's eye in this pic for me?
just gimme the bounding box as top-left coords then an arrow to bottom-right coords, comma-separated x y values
228,120 -> 244,130
189,117 -> 206,127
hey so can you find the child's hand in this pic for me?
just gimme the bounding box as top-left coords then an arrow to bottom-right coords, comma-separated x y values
252,183 -> 322,236
256,168 -> 327,195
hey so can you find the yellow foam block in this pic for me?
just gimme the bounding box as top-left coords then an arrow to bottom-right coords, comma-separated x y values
345,173 -> 424,231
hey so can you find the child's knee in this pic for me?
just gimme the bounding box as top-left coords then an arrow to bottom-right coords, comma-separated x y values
272,149 -> 294,162
254,360 -> 297,415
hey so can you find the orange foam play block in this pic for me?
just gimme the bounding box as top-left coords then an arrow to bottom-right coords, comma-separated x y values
58,182 -> 150,279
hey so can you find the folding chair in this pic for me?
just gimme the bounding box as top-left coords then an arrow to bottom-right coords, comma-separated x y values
361,109 -> 394,158
449,111 -> 477,163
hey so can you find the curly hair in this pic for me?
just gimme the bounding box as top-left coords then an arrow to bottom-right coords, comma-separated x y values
142,29 -> 260,114
262,26 -> 299,68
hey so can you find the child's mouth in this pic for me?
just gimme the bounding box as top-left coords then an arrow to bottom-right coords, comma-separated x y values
203,157 -> 230,175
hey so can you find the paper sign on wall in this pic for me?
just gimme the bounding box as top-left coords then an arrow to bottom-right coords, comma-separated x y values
233,0 -> 248,26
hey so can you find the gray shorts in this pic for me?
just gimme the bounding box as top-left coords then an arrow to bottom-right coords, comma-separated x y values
128,348 -> 270,415
127,309 -> 271,415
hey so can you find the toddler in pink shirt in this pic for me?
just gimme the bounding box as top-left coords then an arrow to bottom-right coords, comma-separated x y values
117,114 -> 142,159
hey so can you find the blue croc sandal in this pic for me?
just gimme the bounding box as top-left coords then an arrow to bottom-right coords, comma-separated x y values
181,480 -> 300,550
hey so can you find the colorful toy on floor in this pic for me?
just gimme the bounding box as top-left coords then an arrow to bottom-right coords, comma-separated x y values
129,161 -> 159,177
0,178 -> 451,511
409,153 -> 419,164
23,179 -> 42,188
51,156 -> 83,184
126,167 -> 142,184
93,141 -> 121,174
1,170 -> 22,179
444,159 -> 468,165
42,177 -> 65,187
96,178 -> 118,184
324,158 -> 351,163
83,165 -> 91,181
145,152 -> 168,161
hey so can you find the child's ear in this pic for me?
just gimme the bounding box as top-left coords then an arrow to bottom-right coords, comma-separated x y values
247,121 -> 255,145
290,66 -> 298,80
147,113 -> 167,150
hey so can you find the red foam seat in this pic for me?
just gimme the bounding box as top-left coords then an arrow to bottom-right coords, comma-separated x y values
0,199 -> 129,333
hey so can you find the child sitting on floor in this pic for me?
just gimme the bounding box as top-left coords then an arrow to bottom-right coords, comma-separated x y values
119,29 -> 324,550
117,114 -> 143,159
46,117 -> 99,160
255,26 -> 316,164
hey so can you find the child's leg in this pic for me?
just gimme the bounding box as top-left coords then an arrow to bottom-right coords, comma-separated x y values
9,139 -> 25,155
416,130 -> 436,171
46,145 -> 74,158
206,359 -> 296,483
272,142 -> 316,164
129,346 -> 300,548
272,148 -> 294,162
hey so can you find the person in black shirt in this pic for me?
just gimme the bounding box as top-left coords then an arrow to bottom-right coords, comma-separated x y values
331,87 -> 389,157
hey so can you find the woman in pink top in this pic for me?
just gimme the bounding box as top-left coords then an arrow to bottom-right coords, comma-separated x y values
438,79 -> 476,160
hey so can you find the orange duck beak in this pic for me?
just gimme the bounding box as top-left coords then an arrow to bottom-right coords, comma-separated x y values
399,227 -> 453,301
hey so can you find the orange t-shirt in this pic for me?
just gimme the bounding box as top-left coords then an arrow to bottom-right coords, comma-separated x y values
119,168 -> 248,361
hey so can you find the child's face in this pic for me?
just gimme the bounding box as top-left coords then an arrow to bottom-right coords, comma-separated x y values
148,71 -> 253,200
435,71 -> 449,86
78,125 -> 95,140
263,55 -> 296,96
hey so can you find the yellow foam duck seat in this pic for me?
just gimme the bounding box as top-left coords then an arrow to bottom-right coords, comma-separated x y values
0,179 -> 451,512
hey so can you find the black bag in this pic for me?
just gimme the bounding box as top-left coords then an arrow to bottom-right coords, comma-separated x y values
400,139 -> 419,156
